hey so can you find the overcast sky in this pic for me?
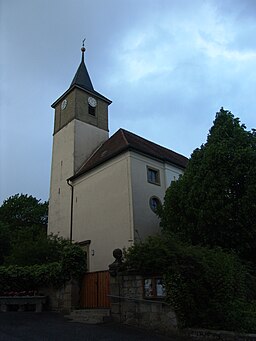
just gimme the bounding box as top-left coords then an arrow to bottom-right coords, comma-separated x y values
1,0 -> 256,204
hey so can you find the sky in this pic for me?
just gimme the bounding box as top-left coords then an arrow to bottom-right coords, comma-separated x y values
1,0 -> 256,204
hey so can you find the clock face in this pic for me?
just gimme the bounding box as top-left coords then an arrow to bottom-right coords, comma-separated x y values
88,97 -> 97,108
61,99 -> 68,110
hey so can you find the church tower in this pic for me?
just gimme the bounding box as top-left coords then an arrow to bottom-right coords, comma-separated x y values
48,44 -> 111,239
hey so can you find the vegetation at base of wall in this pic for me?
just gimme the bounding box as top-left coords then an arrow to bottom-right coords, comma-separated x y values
125,109 -> 256,332
164,243 -> 256,332
61,242 -> 87,281
0,243 -> 86,293
124,233 -> 256,333
0,194 -> 86,292
0,263 -> 62,293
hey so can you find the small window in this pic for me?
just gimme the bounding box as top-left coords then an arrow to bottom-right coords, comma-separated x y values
143,277 -> 166,299
88,104 -> 96,116
149,196 -> 161,213
147,167 -> 160,185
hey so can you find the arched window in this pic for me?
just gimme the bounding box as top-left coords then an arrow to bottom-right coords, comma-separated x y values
149,196 -> 161,213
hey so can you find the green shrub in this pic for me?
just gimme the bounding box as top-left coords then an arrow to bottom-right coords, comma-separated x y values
61,243 -> 86,281
5,232 -> 70,266
0,262 -> 62,293
0,243 -> 86,293
164,245 -> 253,330
123,233 -> 181,274
124,234 -> 256,332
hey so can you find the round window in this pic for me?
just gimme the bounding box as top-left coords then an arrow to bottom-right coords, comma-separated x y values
149,196 -> 161,213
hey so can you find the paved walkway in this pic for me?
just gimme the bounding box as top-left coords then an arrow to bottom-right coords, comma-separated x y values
0,312 -> 187,341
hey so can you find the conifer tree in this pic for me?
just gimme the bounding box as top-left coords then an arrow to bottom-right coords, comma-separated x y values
160,108 -> 256,262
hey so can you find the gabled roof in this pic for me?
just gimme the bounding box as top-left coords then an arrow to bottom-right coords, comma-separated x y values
70,129 -> 188,181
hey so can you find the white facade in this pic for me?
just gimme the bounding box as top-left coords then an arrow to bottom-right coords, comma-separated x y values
130,152 -> 183,242
48,119 -> 108,238
70,150 -> 184,271
72,153 -> 133,271
48,50 -> 187,272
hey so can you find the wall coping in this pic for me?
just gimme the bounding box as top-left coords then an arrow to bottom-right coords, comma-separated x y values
184,328 -> 256,340
108,294 -> 168,305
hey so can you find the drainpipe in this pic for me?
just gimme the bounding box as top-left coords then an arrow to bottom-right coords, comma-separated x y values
67,179 -> 74,243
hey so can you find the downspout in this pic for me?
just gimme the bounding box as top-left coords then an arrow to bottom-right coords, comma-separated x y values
67,179 -> 74,243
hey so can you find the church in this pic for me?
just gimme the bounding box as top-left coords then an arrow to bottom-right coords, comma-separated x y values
48,46 -> 188,272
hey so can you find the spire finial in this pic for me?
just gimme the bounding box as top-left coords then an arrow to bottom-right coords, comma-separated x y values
81,38 -> 86,61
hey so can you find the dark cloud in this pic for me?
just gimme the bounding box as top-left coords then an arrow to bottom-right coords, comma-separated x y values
1,0 -> 256,203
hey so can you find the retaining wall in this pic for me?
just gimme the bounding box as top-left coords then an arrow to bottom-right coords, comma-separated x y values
38,280 -> 79,313
109,273 -> 177,335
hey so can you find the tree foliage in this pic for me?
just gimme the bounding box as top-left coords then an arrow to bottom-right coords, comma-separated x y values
0,194 -> 86,287
0,194 -> 49,265
5,233 -> 71,266
160,108 -> 256,262
0,222 -> 11,265
124,109 -> 256,332
124,234 -> 256,332
0,194 -> 48,232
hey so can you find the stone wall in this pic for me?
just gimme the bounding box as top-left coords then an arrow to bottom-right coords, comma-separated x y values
184,328 -> 256,340
38,280 -> 79,313
109,273 -> 177,335
109,273 -> 256,339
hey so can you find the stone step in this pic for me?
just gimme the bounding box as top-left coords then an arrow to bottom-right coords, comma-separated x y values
66,309 -> 112,324
70,308 -> 110,316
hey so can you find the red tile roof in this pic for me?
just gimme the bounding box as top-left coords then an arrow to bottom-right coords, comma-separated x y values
70,129 -> 188,180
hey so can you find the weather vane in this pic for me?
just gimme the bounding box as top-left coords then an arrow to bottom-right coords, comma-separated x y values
81,38 -> 86,56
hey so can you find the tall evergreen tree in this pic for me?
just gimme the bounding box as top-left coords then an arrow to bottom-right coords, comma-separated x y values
160,108 -> 256,262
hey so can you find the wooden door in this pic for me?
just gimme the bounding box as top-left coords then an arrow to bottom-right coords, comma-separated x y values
80,271 -> 110,308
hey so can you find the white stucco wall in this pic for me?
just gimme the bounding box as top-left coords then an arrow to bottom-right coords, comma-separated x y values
72,153 -> 134,272
48,121 -> 75,238
74,120 -> 109,172
48,119 -> 109,239
129,152 -> 184,241
164,163 -> 184,186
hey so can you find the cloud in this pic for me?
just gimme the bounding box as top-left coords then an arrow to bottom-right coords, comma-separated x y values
1,0 -> 256,203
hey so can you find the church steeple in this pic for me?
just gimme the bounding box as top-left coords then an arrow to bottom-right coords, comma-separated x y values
48,44 -> 111,240
69,43 -> 94,91
51,44 -> 111,136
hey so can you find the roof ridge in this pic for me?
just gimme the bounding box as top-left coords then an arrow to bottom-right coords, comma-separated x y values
70,128 -> 188,182
119,128 -> 185,157
120,128 -> 130,146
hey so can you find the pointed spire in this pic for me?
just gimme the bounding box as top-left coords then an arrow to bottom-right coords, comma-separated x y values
70,40 -> 94,91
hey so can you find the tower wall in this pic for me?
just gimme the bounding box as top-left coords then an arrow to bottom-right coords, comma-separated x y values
48,121 -> 75,238
74,120 -> 109,172
48,49 -> 111,240
48,119 -> 109,238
